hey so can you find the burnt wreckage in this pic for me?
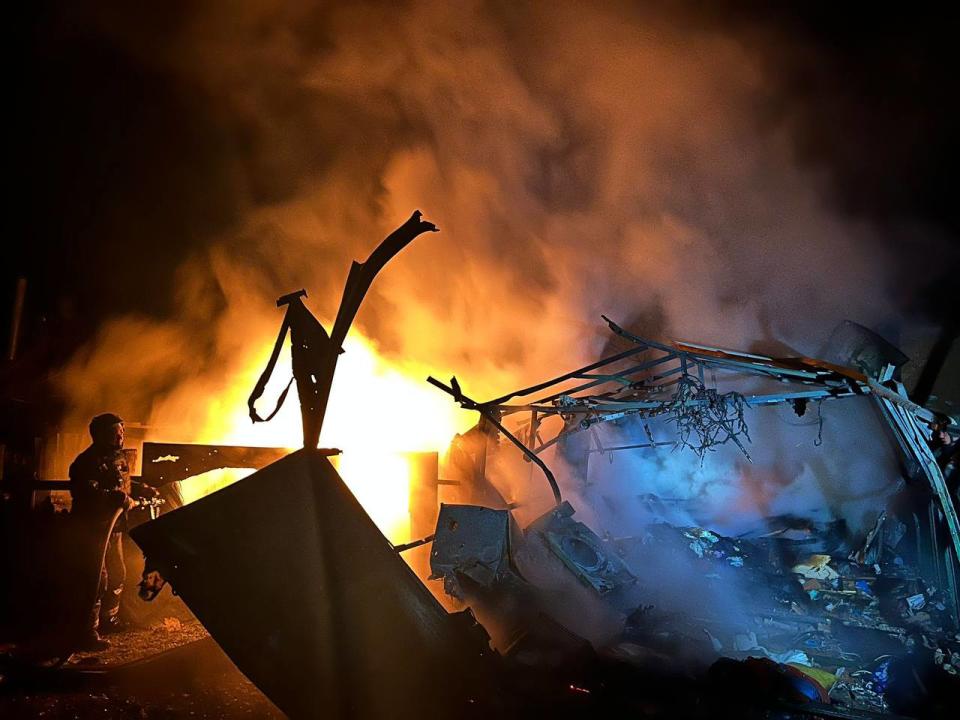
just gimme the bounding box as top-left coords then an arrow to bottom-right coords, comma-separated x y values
426,318 -> 960,714
130,214 -> 960,718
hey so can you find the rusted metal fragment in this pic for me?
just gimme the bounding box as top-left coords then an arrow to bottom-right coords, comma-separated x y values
130,450 -> 495,719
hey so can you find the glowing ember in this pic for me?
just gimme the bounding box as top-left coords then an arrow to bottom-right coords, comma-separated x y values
175,331 -> 473,543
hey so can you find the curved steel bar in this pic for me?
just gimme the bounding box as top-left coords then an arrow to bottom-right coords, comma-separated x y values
427,376 -> 562,505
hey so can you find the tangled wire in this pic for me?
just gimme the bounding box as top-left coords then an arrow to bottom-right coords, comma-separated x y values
664,375 -> 752,462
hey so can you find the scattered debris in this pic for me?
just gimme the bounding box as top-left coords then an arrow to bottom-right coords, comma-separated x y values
793,554 -> 841,582
119,308 -> 960,717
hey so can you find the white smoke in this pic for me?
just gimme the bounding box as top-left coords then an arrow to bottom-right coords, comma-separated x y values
60,1 -> 909,538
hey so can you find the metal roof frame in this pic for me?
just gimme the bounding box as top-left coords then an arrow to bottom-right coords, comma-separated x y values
428,317 -> 960,608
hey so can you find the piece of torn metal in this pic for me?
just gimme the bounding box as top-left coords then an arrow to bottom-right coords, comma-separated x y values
248,211 -> 438,449
429,504 -> 521,598
527,501 -> 636,596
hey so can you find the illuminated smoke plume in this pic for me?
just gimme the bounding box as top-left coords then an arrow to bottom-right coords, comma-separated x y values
57,2 -> 926,535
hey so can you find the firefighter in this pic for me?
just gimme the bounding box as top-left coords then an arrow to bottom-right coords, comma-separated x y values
68,413 -> 155,649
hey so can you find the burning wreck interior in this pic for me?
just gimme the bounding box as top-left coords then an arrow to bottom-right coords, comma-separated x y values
3,2 -> 960,718
4,228 -> 959,719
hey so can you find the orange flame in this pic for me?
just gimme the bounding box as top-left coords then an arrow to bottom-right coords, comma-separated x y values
176,332 -> 474,543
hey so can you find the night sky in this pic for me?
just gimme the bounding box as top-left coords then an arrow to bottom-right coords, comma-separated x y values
7,1 -> 959,404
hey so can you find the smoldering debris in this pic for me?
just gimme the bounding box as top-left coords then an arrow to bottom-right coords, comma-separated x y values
431,497 -> 960,716
430,504 -> 519,599
420,322 -> 960,717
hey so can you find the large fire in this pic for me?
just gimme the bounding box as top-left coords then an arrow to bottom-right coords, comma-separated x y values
175,331 -> 475,543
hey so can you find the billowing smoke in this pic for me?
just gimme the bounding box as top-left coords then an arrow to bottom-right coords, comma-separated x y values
556,395 -> 904,538
56,2 -> 929,540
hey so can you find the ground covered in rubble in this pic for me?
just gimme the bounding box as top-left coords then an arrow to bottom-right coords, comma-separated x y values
430,500 -> 960,718
66,617 -> 208,667
0,618 -> 284,719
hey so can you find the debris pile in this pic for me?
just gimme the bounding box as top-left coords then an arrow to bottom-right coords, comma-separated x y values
428,495 -> 960,716
419,319 -> 959,715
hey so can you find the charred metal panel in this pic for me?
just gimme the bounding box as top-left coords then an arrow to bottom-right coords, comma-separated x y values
527,501 -> 636,595
430,504 -> 514,590
130,450 -> 494,719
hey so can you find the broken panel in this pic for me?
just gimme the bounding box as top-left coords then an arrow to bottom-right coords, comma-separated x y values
430,504 -> 519,596
527,501 -> 636,596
